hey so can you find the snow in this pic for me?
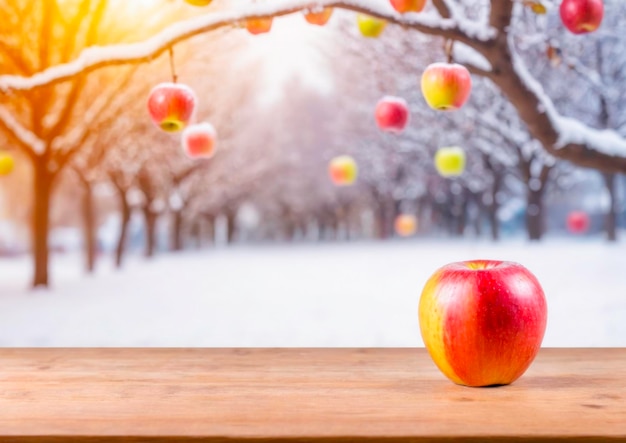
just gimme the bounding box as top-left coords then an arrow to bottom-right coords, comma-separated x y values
1,239 -> 625,347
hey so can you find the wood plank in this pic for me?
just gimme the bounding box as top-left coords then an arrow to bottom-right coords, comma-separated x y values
0,348 -> 624,442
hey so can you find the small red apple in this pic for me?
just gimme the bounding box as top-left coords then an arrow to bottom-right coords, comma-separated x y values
147,82 -> 197,133
566,211 -> 590,234
375,96 -> 410,133
419,260 -> 547,387
421,63 -> 472,111
395,214 -> 417,236
559,0 -> 603,34
246,17 -> 273,35
304,7 -> 333,26
390,0 -> 427,13
328,155 -> 358,186
182,122 -> 217,159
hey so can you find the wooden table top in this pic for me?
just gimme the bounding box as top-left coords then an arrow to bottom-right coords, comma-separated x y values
0,348 -> 624,442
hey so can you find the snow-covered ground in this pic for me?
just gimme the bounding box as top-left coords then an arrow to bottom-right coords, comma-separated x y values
1,238 -> 624,347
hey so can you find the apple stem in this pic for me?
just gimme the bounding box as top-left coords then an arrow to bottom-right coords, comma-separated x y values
445,39 -> 454,64
169,47 -> 178,84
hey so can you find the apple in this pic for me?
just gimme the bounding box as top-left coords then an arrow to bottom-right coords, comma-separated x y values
559,0 -> 603,34
328,155 -> 358,186
0,152 -> 15,176
395,214 -> 417,237
304,7 -> 333,26
434,146 -> 465,177
419,260 -> 547,387
147,82 -> 197,133
182,122 -> 217,159
390,0 -> 427,13
246,17 -> 273,35
356,14 -> 386,38
375,96 -> 410,133
184,0 -> 212,6
566,211 -> 590,234
421,63 -> 472,111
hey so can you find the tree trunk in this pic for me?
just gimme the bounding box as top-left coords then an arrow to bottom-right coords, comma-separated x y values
170,210 -> 184,252
226,211 -> 237,244
112,187 -> 131,269
489,172 -> 503,241
204,215 -> 215,246
525,189 -> 545,241
143,206 -> 158,258
80,178 -> 97,273
32,160 -> 52,288
603,173 -> 618,242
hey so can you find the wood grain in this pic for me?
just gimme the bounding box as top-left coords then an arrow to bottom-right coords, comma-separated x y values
0,348 -> 624,442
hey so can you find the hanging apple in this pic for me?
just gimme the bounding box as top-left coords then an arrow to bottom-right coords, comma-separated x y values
246,17 -> 273,35
147,82 -> 197,133
182,122 -> 217,160
0,152 -> 15,176
328,155 -> 358,186
390,0 -> 427,13
184,0 -> 212,6
356,14 -> 386,38
434,146 -> 466,177
559,0 -> 603,34
395,214 -> 418,237
304,7 -> 333,26
375,96 -> 410,133
566,211 -> 590,234
421,63 -> 472,111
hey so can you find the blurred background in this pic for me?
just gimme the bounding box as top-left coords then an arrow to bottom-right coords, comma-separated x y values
0,0 -> 625,347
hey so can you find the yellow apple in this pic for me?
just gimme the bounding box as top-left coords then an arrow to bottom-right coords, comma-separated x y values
356,14 -> 386,38
421,63 -> 472,111
328,155 -> 358,186
184,0 -> 212,6
0,152 -> 15,176
434,146 -> 465,177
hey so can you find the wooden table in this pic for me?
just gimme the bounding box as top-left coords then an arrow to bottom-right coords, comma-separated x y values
0,348 -> 624,442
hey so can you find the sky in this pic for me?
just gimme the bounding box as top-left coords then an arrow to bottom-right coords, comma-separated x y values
242,12 -> 336,105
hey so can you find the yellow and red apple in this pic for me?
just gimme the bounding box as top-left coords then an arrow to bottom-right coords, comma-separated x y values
184,0 -> 212,6
419,260 -> 547,387
328,155 -> 358,186
182,122 -> 217,160
147,82 -> 197,133
0,152 -> 15,176
356,14 -> 386,38
390,0 -> 427,13
434,146 -> 465,177
566,211 -> 590,234
395,214 -> 417,237
304,7 -> 333,26
559,0 -> 603,34
375,96 -> 410,133
421,63 -> 472,111
246,17 -> 273,35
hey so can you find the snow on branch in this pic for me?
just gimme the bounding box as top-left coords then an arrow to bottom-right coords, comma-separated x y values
0,0 -> 495,92
0,106 -> 46,155
510,41 -> 626,159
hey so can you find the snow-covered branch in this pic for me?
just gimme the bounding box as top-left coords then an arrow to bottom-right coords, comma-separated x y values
0,0 -> 496,92
0,106 -> 46,155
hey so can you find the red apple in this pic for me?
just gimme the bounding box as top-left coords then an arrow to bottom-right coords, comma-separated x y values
419,260 -> 547,387
246,17 -> 273,35
147,82 -> 197,133
566,211 -> 590,234
421,63 -> 472,111
395,214 -> 417,236
390,0 -> 427,13
304,7 -> 333,26
328,155 -> 358,186
182,122 -> 217,159
375,96 -> 410,133
560,0 -> 603,34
